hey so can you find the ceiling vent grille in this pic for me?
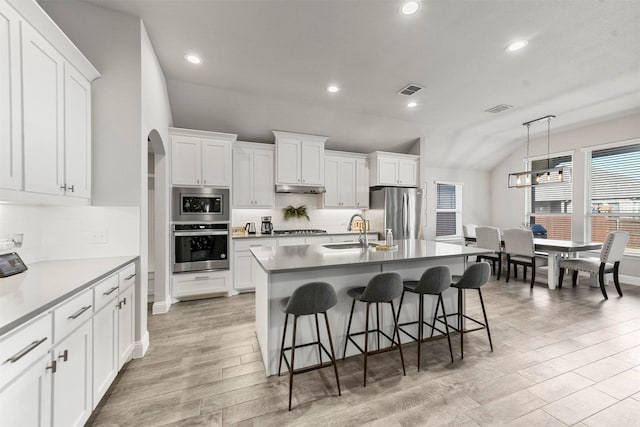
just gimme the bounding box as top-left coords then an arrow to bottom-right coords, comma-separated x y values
398,83 -> 424,96
485,104 -> 513,113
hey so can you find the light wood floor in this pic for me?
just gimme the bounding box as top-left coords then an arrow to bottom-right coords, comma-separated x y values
88,276 -> 640,426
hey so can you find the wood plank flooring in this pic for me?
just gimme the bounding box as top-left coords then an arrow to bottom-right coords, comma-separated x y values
88,277 -> 640,426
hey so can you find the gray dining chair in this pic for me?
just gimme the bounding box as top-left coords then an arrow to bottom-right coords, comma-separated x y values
463,224 -> 478,246
558,231 -> 629,300
475,226 -> 503,280
503,228 -> 548,289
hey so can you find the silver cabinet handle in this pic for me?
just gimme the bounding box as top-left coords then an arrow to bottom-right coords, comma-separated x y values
121,297 -> 127,305
125,273 -> 136,280
4,337 -> 47,364
46,360 -> 57,374
194,276 -> 209,280
68,185 -> 75,193
117,301 -> 122,310
68,305 -> 92,320
103,286 -> 118,296
58,350 -> 68,362
60,184 -> 67,191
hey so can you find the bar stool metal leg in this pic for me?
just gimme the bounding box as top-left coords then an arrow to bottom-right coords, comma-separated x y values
439,295 -> 454,363
459,288 -> 464,359
314,313 -> 322,366
376,303 -> 381,351
390,301 -> 406,376
343,299 -> 356,360
363,302 -> 370,387
323,312 -> 341,396
278,313 -> 289,376
417,294 -> 423,371
478,288 -> 493,351
288,315 -> 298,411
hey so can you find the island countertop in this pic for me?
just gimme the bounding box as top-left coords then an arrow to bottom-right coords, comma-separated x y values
250,239 -> 492,273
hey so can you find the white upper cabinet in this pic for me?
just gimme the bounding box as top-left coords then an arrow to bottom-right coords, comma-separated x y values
170,128 -> 235,188
0,0 -> 99,203
324,151 -> 368,208
273,131 -> 327,186
232,142 -> 274,208
0,3 -> 21,190
367,151 -> 419,187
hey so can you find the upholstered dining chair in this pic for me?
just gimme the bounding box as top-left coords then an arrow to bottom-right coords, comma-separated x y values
475,226 -> 503,280
462,224 -> 477,246
503,228 -> 548,289
558,231 -> 629,300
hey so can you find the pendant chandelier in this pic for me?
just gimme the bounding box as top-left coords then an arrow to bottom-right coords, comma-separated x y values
507,114 -> 571,188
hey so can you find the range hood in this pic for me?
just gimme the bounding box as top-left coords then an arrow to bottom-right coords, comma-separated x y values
275,184 -> 326,194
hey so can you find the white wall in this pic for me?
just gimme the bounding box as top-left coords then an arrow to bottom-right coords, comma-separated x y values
141,22 -> 173,314
490,112 -> 640,279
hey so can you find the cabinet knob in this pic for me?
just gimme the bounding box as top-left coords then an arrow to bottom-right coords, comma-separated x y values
46,361 -> 57,374
197,179 -> 200,184
60,184 -> 67,192
204,180 -> 207,184
58,350 -> 68,362
68,185 -> 75,193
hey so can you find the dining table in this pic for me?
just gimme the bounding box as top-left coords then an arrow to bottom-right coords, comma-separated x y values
465,237 -> 603,289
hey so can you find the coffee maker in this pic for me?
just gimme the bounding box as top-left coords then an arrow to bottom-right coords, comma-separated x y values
261,216 -> 273,234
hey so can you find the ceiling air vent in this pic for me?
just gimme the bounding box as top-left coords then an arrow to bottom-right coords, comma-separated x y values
398,83 -> 424,96
485,104 -> 513,113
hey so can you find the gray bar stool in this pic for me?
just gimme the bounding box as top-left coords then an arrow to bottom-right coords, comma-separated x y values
397,265 -> 454,371
277,282 -> 341,411
440,262 -> 493,359
343,272 -> 406,387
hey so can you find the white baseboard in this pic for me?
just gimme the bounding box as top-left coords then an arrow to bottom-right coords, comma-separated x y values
152,299 -> 170,315
619,274 -> 640,286
133,330 -> 149,359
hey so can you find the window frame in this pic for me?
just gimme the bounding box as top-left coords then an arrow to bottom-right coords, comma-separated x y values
435,181 -> 463,240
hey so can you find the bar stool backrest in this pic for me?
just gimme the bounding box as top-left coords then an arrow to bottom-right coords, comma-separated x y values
414,265 -> 452,295
360,272 -> 403,303
476,226 -> 502,252
284,282 -> 337,315
455,262 -> 491,289
601,231 -> 629,263
504,228 -> 534,257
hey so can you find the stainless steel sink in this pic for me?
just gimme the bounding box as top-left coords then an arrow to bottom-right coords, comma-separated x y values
322,243 -> 378,250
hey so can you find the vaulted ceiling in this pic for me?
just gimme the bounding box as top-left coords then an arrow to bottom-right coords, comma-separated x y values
80,0 -> 640,170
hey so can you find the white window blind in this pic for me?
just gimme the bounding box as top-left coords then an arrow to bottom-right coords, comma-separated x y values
589,143 -> 640,252
436,183 -> 462,238
529,155 -> 573,240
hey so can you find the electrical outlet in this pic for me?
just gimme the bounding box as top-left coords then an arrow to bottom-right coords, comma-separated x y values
88,230 -> 108,244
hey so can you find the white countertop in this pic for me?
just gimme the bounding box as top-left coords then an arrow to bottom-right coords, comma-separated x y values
250,239 -> 492,273
0,256 -> 138,336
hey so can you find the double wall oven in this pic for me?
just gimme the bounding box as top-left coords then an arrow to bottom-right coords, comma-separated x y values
172,187 -> 230,273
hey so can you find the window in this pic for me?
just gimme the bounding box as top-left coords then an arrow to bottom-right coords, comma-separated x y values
589,142 -> 640,252
528,155 -> 573,239
436,182 -> 462,238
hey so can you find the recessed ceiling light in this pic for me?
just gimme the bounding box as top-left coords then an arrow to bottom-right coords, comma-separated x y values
185,54 -> 202,64
401,1 -> 420,15
327,85 -> 340,93
407,101 -> 418,108
506,40 -> 528,52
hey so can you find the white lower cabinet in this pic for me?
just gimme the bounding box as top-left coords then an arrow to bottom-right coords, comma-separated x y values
0,355 -> 52,427
52,320 -> 93,427
233,238 -> 277,292
92,297 -> 118,407
117,284 -> 135,369
173,270 -> 230,300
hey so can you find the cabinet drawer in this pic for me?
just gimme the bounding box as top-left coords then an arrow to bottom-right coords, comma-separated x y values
53,289 -> 93,342
234,239 -> 277,252
0,313 -> 52,389
118,263 -> 136,290
173,273 -> 227,299
94,274 -> 119,312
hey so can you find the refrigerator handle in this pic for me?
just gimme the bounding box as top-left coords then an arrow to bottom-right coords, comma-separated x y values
402,193 -> 408,238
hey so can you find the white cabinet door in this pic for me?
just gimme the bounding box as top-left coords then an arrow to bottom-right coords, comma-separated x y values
52,320 -> 92,427
21,24 -> 64,196
202,139 -> 230,187
398,158 -> 417,186
0,355 -> 52,427
172,136 -> 201,186
0,4 -> 21,190
339,158 -> 356,207
173,271 -> 228,299
92,298 -> 118,408
252,148 -> 274,207
300,140 -> 324,185
233,251 -> 254,291
117,285 -> 135,369
64,64 -> 91,198
276,137 -> 301,184
232,147 -> 253,206
377,157 -> 399,186
355,159 -> 369,208
324,157 -> 340,207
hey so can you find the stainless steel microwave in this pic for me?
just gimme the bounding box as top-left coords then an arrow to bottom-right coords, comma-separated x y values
172,187 -> 230,222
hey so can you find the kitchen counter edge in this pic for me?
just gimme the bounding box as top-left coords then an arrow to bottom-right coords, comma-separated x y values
232,231 -> 379,239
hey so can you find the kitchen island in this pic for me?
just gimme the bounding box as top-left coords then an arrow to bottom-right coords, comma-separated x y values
250,239 -> 492,376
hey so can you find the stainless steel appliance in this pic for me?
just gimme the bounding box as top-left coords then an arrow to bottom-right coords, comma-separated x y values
245,222 -> 256,234
369,187 -> 424,240
261,216 -> 273,234
172,187 -> 229,222
172,224 -> 229,273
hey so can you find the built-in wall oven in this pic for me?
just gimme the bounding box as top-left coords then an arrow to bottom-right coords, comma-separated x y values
172,224 -> 229,273
172,187 -> 230,273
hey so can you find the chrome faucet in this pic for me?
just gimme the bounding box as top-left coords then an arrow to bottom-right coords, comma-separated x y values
347,214 -> 369,248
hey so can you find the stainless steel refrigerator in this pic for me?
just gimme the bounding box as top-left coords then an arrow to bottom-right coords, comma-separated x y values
369,187 -> 424,240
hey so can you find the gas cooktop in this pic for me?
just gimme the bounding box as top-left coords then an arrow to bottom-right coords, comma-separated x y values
272,229 -> 327,235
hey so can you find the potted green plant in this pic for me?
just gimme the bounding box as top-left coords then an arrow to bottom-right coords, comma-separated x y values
283,205 -> 310,221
